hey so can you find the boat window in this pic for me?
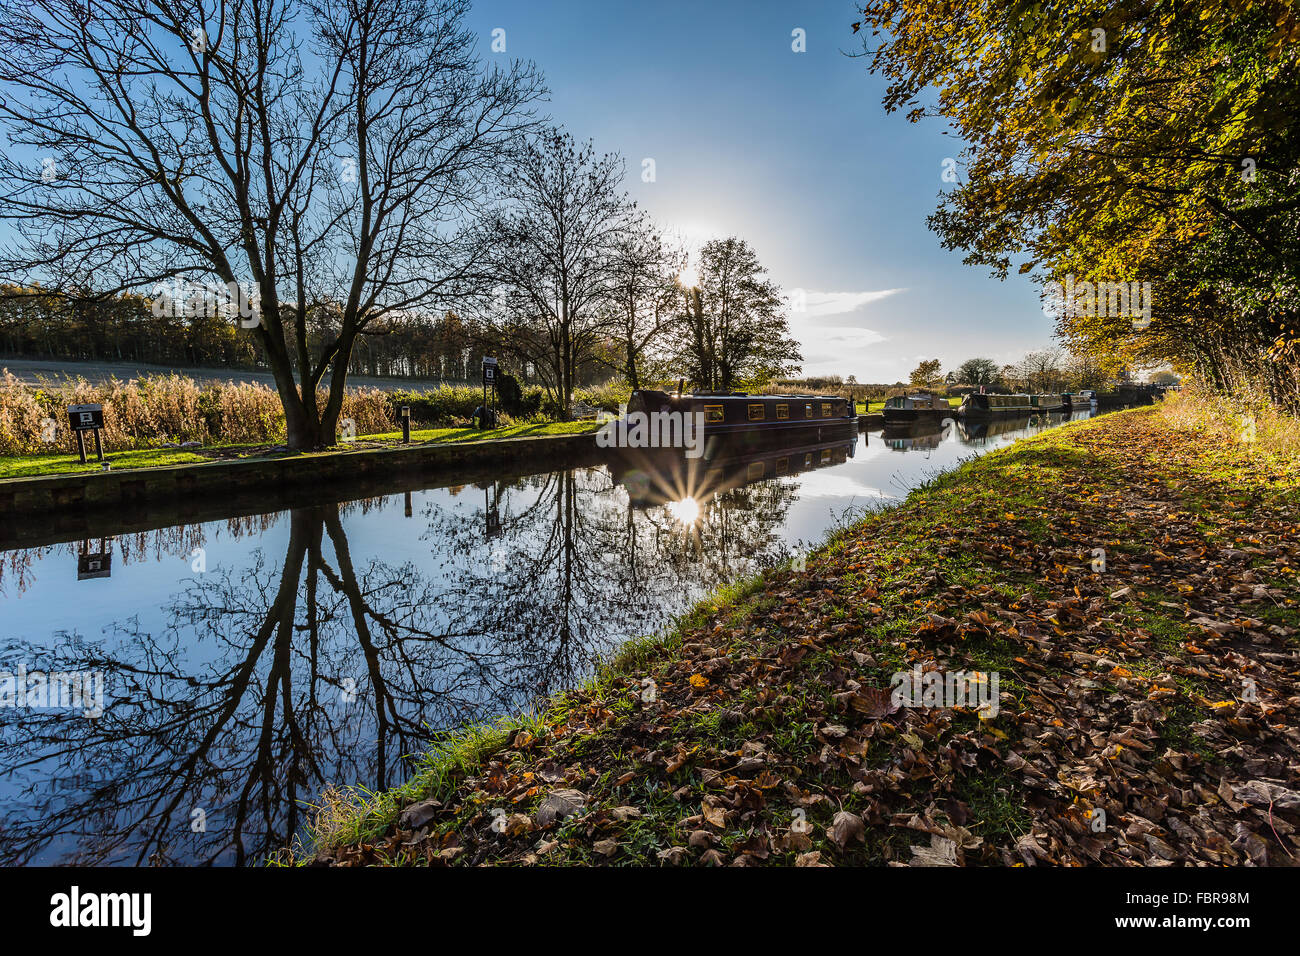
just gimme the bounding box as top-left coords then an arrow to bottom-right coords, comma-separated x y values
775,456 -> 789,473
821,403 -> 831,417
776,403 -> 789,420
704,404 -> 724,422
748,403 -> 765,420
747,462 -> 764,480
805,403 -> 814,417
820,449 -> 831,463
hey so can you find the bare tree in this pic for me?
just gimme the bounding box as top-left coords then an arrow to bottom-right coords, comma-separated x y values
604,214 -> 683,391
482,129 -> 632,414
1017,348 -> 1066,393
0,0 -> 542,448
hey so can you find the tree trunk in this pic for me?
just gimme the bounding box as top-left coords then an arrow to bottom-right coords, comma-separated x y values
626,335 -> 640,391
260,322 -> 327,451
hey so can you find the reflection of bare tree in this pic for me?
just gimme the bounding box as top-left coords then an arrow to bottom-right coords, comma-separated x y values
0,502 -> 531,866
423,460 -> 803,699
0,503 -> 390,598
0,458 -> 801,866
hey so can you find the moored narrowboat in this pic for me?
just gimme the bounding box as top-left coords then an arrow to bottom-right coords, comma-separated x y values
959,392 -> 1034,417
1029,393 -> 1065,412
619,389 -> 855,457
880,391 -> 953,425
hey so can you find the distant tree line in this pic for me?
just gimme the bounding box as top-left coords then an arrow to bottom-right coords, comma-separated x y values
0,284 -> 496,382
902,351 -> 1113,395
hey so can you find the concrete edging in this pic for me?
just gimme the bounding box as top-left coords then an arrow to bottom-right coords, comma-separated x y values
0,432 -> 599,523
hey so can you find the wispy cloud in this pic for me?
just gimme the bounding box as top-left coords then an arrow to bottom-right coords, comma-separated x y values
786,289 -> 904,378
787,288 -> 907,319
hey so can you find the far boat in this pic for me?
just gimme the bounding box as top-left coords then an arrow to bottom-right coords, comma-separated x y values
880,391 -> 952,425
960,392 -> 1033,418
961,392 -> 1065,417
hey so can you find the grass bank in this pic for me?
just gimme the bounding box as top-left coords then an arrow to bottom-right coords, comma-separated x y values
295,400 -> 1300,867
0,421 -> 600,479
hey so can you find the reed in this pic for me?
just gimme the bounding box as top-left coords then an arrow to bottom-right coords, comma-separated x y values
0,369 -> 396,454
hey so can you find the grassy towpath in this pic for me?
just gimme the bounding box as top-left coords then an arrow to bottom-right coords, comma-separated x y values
303,403 -> 1299,867
0,421 -> 600,480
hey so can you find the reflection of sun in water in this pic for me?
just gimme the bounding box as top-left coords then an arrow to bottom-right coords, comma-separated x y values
667,495 -> 701,526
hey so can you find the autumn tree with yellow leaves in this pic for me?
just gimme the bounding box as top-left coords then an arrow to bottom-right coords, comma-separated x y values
855,0 -> 1300,409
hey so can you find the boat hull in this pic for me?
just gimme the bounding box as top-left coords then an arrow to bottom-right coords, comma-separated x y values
961,393 -> 1064,417
960,403 -> 1032,419
881,407 -> 952,425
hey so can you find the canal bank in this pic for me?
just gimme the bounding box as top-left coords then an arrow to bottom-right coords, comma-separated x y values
0,426 -> 601,534
302,402 -> 1300,867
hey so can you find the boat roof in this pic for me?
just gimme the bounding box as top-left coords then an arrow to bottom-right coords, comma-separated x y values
685,392 -> 844,400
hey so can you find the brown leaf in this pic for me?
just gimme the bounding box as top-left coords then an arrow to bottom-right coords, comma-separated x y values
850,687 -> 899,719
534,788 -> 586,826
828,810 -> 865,849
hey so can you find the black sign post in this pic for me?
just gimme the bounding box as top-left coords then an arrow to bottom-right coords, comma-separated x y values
77,539 -> 112,581
67,404 -> 105,464
480,357 -> 498,429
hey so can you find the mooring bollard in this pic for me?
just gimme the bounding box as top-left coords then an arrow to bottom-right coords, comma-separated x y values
400,405 -> 411,443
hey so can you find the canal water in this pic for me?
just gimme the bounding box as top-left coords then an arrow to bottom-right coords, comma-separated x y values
0,410 -> 1093,865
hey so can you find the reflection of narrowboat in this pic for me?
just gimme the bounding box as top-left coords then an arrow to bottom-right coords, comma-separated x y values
880,416 -> 958,450
880,392 -> 952,425
960,412 -> 1070,441
624,389 -> 855,454
882,429 -> 944,452
609,434 -> 854,509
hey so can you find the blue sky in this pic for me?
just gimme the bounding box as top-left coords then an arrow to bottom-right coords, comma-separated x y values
467,0 -> 1059,382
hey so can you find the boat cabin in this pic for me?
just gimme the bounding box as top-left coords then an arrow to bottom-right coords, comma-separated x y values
627,390 -> 852,434
960,393 -> 1034,416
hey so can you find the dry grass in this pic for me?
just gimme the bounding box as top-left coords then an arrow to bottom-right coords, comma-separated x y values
0,369 -> 394,454
1161,378 -> 1300,460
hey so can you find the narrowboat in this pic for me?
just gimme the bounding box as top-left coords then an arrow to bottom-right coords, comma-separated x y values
880,392 -> 953,425
1029,393 -> 1065,412
621,389 -> 855,457
959,392 -> 1034,418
